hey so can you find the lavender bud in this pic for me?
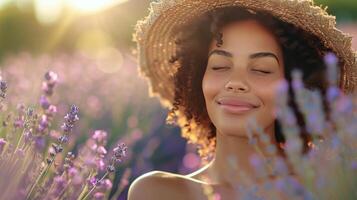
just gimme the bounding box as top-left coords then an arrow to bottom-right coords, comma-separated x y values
88,177 -> 98,187
58,135 -> 68,143
40,95 -> 50,110
97,146 -> 107,156
44,71 -> 58,86
94,192 -> 105,200
113,143 -> 128,162
324,52 -> 339,86
92,130 -> 108,145
0,80 -> 7,98
35,136 -> 46,152
61,105 -> 79,133
101,179 -> 112,191
106,165 -> 115,173
327,86 -> 340,103
47,105 -> 57,115
27,107 -> 34,117
46,158 -> 53,164
68,167 -> 78,177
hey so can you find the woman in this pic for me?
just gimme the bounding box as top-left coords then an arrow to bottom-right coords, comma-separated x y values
129,0 -> 356,199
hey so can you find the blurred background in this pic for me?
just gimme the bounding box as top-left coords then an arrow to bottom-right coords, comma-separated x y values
0,0 -> 356,199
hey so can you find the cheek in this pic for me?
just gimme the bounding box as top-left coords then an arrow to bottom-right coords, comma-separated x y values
202,73 -> 224,101
253,80 -> 281,115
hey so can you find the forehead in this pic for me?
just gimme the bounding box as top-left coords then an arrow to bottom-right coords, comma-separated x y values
209,20 -> 282,56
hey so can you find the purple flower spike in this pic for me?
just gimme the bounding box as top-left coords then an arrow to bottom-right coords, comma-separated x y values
0,80 -> 7,98
92,130 -> 108,145
40,95 -> 50,110
61,105 -> 79,133
44,71 -> 58,85
88,177 -> 98,187
68,167 -> 78,177
324,52 -> 340,86
102,179 -> 112,190
94,192 -> 105,200
324,52 -> 338,65
97,146 -> 107,156
113,143 -> 128,163
38,115 -> 49,132
35,136 -> 46,152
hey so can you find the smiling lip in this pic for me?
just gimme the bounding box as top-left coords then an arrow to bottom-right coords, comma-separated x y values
216,97 -> 259,114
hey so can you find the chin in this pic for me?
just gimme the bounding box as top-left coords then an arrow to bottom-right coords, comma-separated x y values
216,125 -> 249,137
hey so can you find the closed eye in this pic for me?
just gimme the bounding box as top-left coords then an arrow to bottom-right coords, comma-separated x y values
252,69 -> 272,74
212,66 -> 230,70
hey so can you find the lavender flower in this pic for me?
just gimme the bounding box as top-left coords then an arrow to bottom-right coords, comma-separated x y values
80,143 -> 127,200
61,105 -> 79,133
39,95 -> 50,110
42,71 -> 58,96
112,143 -> 128,163
92,130 -> 108,145
324,52 -> 339,86
0,80 -> 7,99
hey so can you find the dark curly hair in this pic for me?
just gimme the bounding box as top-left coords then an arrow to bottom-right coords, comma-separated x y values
166,6 -> 335,160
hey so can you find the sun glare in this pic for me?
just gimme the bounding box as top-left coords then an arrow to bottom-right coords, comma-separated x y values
66,0 -> 127,13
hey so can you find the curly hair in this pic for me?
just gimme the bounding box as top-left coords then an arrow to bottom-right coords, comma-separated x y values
166,6 -> 335,160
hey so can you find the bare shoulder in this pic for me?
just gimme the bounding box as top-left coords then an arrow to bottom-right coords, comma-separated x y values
128,170 -> 202,200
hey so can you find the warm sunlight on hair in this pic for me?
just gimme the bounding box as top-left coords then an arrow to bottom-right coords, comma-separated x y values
66,0 -> 127,13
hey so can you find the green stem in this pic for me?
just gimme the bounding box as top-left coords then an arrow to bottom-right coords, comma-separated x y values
25,158 -> 53,200
76,170 -> 95,200
15,130 -> 25,152
81,172 -> 109,200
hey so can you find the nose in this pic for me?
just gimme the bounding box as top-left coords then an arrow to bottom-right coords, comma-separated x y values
224,74 -> 250,93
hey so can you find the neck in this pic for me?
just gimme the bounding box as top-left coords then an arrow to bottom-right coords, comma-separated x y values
207,123 -> 278,185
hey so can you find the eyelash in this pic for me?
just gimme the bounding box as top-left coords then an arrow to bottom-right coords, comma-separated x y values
211,67 -> 272,74
211,66 -> 229,70
252,69 -> 272,74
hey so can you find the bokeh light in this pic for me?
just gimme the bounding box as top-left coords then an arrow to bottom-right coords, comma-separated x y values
34,0 -> 63,25
65,0 -> 127,13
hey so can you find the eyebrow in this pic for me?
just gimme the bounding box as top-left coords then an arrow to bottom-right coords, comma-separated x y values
208,49 -> 280,64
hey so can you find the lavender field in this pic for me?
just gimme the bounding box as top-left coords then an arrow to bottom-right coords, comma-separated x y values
0,1 -> 357,200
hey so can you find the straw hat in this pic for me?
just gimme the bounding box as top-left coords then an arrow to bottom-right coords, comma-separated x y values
134,0 -> 356,109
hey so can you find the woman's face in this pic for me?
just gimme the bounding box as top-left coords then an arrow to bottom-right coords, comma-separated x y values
202,20 -> 285,137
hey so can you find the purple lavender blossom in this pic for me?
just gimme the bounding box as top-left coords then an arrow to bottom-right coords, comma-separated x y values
38,115 -> 49,133
68,167 -> 78,177
35,136 -> 46,152
42,71 -> 58,96
39,95 -> 50,110
113,143 -> 127,162
0,80 -> 7,99
44,71 -> 58,85
324,52 -> 340,86
106,143 -> 128,173
93,192 -> 105,200
101,179 -> 112,191
24,130 -> 32,143
327,86 -> 341,103
46,105 -> 57,117
92,130 -> 108,145
61,105 -> 79,133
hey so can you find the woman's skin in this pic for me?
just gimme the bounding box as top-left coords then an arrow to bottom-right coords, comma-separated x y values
128,20 -> 286,200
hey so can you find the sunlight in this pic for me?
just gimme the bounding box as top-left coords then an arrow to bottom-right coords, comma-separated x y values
65,0 -> 127,13
35,0 -> 63,25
